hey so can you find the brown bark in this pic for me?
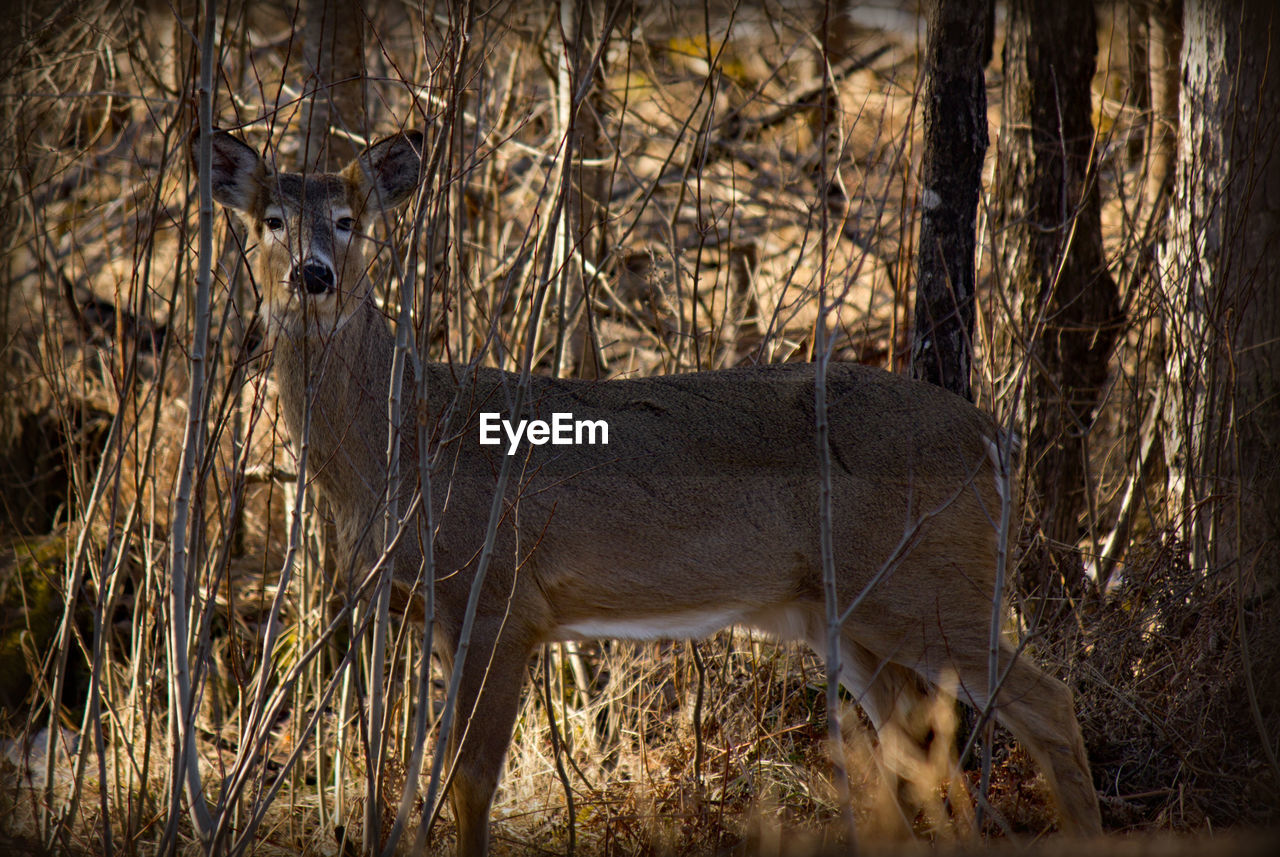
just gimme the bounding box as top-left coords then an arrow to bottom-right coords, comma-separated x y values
1145,0 -> 1183,218
910,0 -> 994,401
299,0 -> 368,172
1125,1 -> 1151,166
552,0 -> 616,380
994,0 -> 1120,593
1158,0 -> 1280,798
1161,0 -> 1280,594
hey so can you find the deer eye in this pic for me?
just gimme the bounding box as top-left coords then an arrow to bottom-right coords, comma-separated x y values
336,216 -> 355,232
264,216 -> 284,231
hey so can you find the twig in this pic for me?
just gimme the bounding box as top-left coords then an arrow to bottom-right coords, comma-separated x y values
160,0 -> 218,847
542,646 -> 576,856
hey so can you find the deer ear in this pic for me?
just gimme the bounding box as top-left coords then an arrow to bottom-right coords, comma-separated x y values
345,130 -> 424,211
195,131 -> 266,212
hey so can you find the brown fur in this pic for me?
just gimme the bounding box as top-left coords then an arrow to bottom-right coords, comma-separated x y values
204,129 -> 1103,854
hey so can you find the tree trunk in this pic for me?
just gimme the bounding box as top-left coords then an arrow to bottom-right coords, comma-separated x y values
1124,1 -> 1150,167
994,0 -> 1120,595
909,0 -> 993,401
1144,0 -> 1182,218
1161,0 -> 1280,598
299,0 -> 368,172
551,0 -> 613,380
1159,0 -> 1280,798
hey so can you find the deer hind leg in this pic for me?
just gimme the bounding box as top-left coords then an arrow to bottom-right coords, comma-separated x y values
790,609 -> 927,734
834,636 -> 966,829
945,637 -> 1102,836
439,620 -> 537,857
986,643 -> 1101,835
841,641 -> 932,739
796,616 -> 933,742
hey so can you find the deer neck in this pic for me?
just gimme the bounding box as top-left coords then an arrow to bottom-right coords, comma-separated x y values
270,297 -> 413,565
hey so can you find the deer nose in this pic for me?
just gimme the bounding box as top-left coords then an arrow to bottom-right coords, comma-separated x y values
293,260 -> 335,295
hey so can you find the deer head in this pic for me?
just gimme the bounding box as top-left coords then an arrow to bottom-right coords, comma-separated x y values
201,129 -> 423,337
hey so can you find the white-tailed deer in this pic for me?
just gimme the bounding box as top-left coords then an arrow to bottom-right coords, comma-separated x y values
204,128 -> 1102,854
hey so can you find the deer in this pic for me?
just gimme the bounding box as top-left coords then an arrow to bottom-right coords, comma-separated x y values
203,127 -> 1103,855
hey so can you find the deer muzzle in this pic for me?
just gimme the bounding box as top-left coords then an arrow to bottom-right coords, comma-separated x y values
293,259 -> 335,295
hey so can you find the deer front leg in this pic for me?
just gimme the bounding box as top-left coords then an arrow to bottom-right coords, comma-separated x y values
441,619 -> 537,857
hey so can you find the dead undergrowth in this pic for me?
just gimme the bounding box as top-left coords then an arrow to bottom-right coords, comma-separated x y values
0,2 -> 1275,854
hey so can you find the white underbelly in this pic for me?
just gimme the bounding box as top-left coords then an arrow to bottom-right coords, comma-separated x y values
551,604 -> 811,642
553,608 -> 746,641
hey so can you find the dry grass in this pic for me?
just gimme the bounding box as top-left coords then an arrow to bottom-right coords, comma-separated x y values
0,2 -> 1275,855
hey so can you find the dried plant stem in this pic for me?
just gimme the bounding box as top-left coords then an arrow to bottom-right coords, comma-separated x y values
542,645 -> 576,856
160,0 -> 219,847
381,18 -> 470,852
418,150 -> 567,855
814,6 -> 857,846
